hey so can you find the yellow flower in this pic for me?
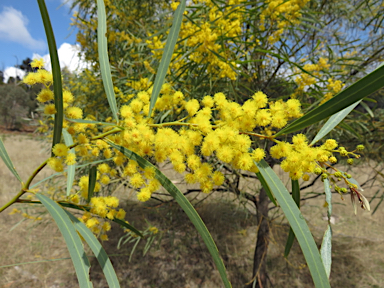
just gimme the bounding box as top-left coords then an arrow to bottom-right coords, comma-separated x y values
251,148 -> 265,162
52,143 -> 69,157
44,104 -> 57,115
130,173 -> 144,188
149,226 -> 159,234
100,234 -> 109,241
31,58 -> 45,69
100,175 -> 110,185
36,89 -> 54,103
86,218 -> 100,228
137,188 -> 152,202
8,208 -> 21,215
63,90 -> 74,104
65,153 -> 76,165
35,69 -> 53,84
66,107 -> 83,119
212,171 -> 224,186
23,73 -> 38,85
116,208 -> 126,220
102,222 -> 111,232
47,157 -> 63,172
105,196 -> 119,208
185,99 -> 200,116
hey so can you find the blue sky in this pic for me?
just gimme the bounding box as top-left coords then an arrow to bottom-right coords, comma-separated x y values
0,0 -> 82,81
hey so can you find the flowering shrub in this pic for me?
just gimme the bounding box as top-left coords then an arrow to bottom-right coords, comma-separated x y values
1,0 -> 383,287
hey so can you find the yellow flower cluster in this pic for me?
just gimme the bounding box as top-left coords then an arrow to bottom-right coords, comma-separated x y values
146,0 -> 246,81
47,143 -> 76,172
293,57 -> 334,96
322,78 -> 344,103
66,86 -> 302,199
260,0 -> 310,44
270,136 -> 361,181
9,208 -> 42,221
80,210 -> 113,240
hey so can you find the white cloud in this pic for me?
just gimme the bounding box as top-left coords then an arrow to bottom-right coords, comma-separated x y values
3,67 -> 25,83
0,7 -> 45,50
3,42 -> 88,83
33,42 -> 89,72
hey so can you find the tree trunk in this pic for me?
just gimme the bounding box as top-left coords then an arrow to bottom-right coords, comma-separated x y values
245,187 -> 270,288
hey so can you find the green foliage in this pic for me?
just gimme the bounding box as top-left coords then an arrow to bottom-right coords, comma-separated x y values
2,1 -> 384,288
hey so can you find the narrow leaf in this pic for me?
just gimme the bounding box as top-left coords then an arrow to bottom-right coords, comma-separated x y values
372,193 -> 384,215
320,225 -> 332,279
255,159 -> 330,288
36,194 -> 93,287
360,101 -> 374,118
87,166 -> 97,202
63,129 -> 75,196
65,211 -> 120,288
256,172 -> 277,206
284,180 -> 300,257
148,0 -> 186,117
37,0 -> 63,151
97,0 -> 119,122
276,64 -> 384,136
66,118 -> 116,126
337,122 -> 362,140
324,178 -> 332,219
0,136 -> 22,183
321,179 -> 332,278
107,141 -> 231,288
310,100 -> 361,145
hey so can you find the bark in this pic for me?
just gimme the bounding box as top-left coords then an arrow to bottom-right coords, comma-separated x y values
245,187 -> 270,288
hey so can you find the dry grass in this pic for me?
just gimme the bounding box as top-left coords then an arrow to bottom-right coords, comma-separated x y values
1,134 -> 384,288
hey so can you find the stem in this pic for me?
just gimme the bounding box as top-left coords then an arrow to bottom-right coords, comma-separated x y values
239,131 -> 274,140
0,127 -> 123,214
149,121 -> 198,128
0,159 -> 48,213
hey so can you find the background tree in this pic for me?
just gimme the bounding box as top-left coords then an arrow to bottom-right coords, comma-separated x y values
0,85 -> 31,130
16,57 -> 34,73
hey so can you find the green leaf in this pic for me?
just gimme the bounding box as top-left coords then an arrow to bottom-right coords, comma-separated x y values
65,211 -> 120,288
320,225 -> 332,279
256,172 -> 277,206
324,178 -> 332,218
37,0 -> 63,152
148,0 -> 186,117
97,0 -> 119,122
360,101 -> 374,118
321,179 -> 332,278
66,118 -> 116,126
284,180 -> 300,257
310,100 -> 361,145
337,122 -> 362,140
255,159 -> 330,288
112,218 -> 144,238
276,64 -> 384,136
0,136 -> 22,183
87,166 -> 97,202
107,141 -> 231,288
63,129 -> 75,196
36,194 -> 93,287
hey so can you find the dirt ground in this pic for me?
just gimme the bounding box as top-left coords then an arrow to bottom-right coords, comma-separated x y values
1,133 -> 383,288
